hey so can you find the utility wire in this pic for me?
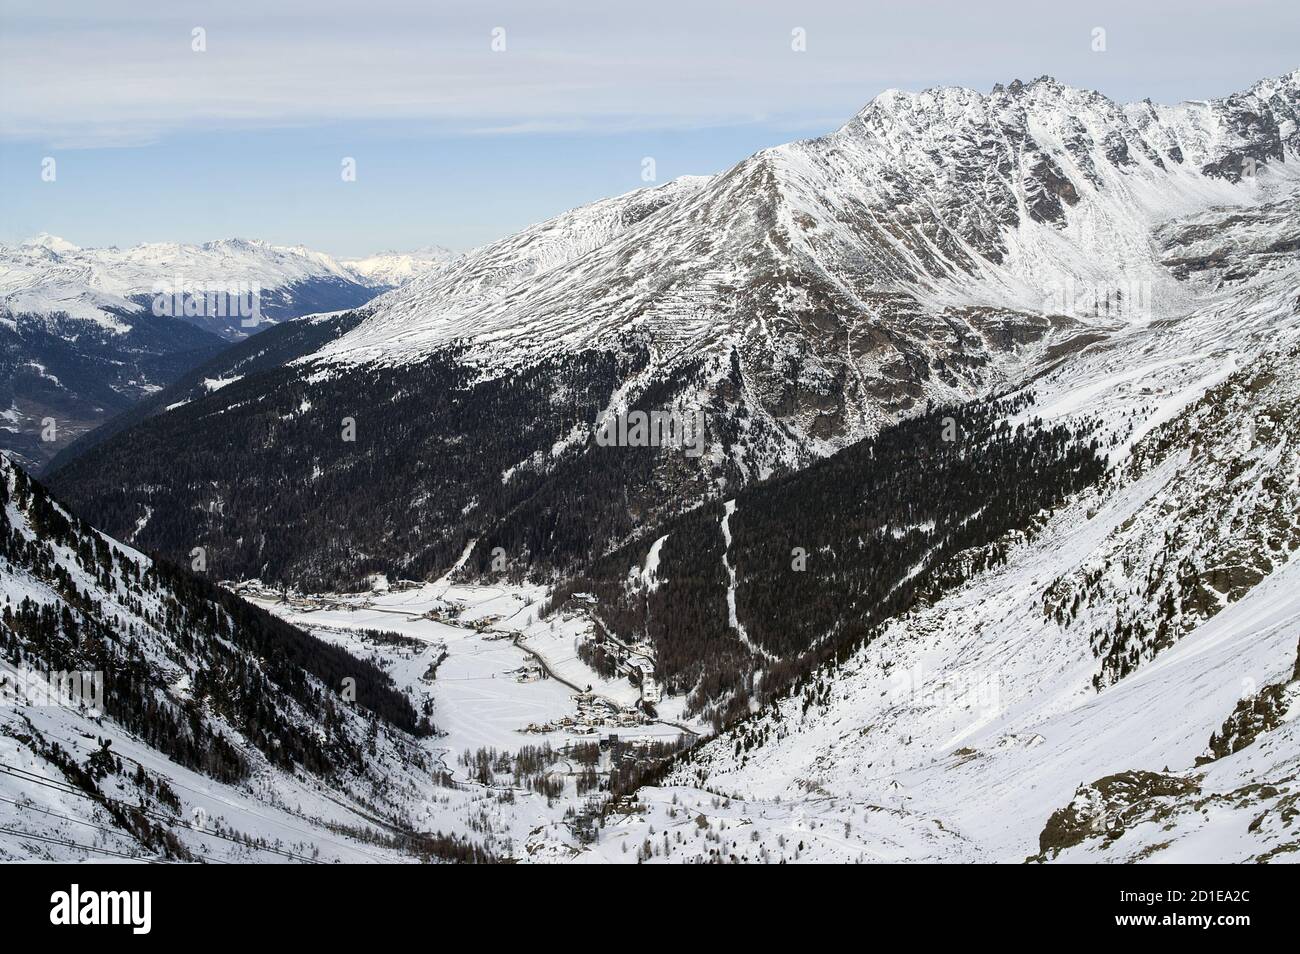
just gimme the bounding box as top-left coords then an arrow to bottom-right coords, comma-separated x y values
0,762 -> 321,864
0,824 -> 170,864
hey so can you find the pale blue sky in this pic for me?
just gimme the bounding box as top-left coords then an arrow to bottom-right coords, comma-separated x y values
1,0 -> 1296,256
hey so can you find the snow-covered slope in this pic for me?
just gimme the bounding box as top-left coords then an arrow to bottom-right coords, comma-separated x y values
316,176 -> 711,365
0,452 -> 506,862
656,325 -> 1300,863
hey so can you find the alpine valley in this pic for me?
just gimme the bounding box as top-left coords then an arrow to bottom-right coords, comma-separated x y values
4,69 -> 1300,863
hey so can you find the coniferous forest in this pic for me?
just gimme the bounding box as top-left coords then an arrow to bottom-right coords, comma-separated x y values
0,459 -> 430,784
551,394 -> 1106,724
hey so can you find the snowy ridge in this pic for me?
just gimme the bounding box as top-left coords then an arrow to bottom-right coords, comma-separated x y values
0,234 -> 450,337
311,175 -> 711,367
312,71 -> 1300,372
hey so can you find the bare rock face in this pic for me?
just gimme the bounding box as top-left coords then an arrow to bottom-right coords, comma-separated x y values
1029,774 -> 1201,863
1035,771 -> 1202,859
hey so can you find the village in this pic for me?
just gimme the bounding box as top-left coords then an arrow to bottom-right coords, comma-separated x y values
228,577 -> 689,761
516,593 -> 665,736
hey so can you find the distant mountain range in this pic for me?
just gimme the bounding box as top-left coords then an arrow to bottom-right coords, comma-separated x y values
1,234 -> 458,340
341,246 -> 460,287
0,235 -> 459,470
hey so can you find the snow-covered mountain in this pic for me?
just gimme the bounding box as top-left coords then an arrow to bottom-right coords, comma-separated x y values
341,245 -> 460,287
574,107 -> 1300,861
48,70 -> 1300,589
12,68 -> 1300,863
317,71 -> 1299,373
0,235 -> 388,341
299,67 -> 1298,501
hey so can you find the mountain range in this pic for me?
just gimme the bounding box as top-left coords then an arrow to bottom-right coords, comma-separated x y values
0,236 -> 459,470
45,70 -> 1300,586
4,68 -> 1300,863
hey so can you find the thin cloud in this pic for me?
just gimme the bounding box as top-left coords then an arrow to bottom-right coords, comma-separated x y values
5,0 -> 1296,148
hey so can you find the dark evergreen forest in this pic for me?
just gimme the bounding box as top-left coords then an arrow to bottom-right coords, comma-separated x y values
48,342 -> 674,590
1,459 -> 430,784
548,395 -> 1106,724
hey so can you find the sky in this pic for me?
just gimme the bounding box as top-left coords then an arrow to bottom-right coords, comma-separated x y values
1,0 -> 1297,257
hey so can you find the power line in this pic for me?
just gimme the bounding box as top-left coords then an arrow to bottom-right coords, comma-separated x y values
0,712 -> 380,862
0,824 -> 170,864
0,765 -> 241,863
0,762 -> 321,864
0,792 -> 230,863
124,764 -> 393,863
1,793 -> 151,841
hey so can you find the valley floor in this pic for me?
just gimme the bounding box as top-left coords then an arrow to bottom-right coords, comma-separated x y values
1,576 -> 706,863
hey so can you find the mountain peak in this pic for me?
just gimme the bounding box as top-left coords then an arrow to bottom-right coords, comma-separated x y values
21,232 -> 81,253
